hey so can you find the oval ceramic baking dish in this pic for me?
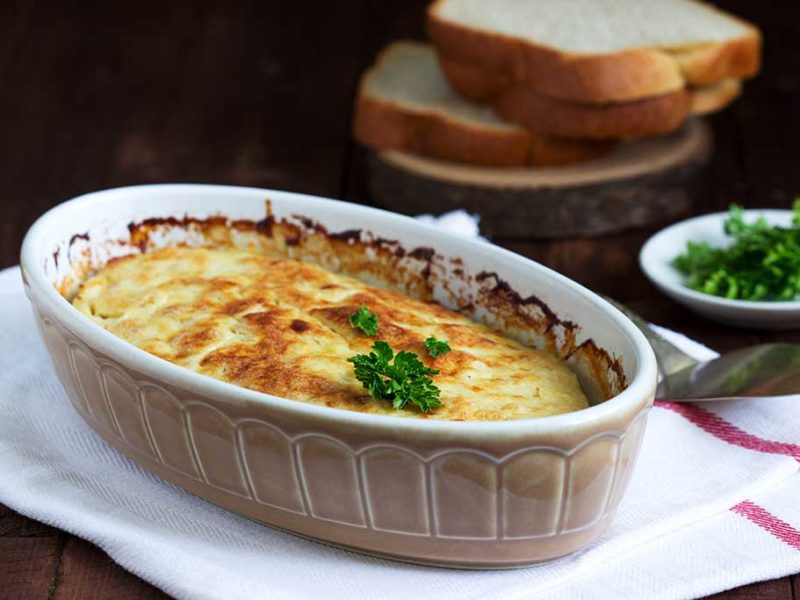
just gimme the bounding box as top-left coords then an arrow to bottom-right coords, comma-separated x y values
20,184 -> 657,568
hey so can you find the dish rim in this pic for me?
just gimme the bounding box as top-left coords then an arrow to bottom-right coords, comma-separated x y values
21,183 -> 657,436
640,208 -> 800,313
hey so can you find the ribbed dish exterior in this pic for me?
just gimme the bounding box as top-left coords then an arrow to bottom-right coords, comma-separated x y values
33,303 -> 649,567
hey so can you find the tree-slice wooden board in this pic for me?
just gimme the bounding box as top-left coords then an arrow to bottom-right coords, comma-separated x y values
365,118 -> 713,239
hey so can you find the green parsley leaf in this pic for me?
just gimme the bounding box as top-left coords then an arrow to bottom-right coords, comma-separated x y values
349,305 -> 379,336
424,336 -> 451,358
673,201 -> 800,301
347,341 -> 442,413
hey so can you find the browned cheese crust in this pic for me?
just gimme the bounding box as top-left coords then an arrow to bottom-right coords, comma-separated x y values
72,247 -> 590,421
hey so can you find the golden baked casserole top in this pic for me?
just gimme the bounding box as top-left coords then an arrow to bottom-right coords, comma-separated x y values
72,247 -> 589,420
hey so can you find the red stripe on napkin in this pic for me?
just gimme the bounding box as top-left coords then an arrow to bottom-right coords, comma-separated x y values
732,501 -> 800,551
655,401 -> 800,462
655,401 -> 800,551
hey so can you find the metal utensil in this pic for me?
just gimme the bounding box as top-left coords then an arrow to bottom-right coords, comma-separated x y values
607,298 -> 800,401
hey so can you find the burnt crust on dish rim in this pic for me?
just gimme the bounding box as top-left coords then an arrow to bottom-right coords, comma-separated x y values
55,200 -> 627,407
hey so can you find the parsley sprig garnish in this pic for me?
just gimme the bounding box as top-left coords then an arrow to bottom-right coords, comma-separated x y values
424,336 -> 451,358
673,200 -> 800,301
348,341 -> 443,413
349,305 -> 379,336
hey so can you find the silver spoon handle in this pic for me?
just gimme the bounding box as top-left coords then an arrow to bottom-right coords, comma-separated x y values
603,297 -> 699,377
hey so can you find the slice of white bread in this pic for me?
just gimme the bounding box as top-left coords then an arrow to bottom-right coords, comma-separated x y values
438,56 -> 741,139
353,42 -> 614,167
428,0 -> 760,103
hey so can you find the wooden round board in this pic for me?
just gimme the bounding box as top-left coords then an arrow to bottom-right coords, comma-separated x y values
365,118 -> 713,239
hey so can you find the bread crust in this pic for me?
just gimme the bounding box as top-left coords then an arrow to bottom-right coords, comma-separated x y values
353,93 -> 613,166
690,78 -> 741,115
673,33 -> 761,86
354,93 -> 527,166
436,54 -> 510,103
496,87 -> 690,139
427,0 -> 760,103
439,57 -> 741,139
439,57 -> 690,139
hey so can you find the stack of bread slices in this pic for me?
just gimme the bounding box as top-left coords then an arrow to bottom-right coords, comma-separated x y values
354,0 -> 760,168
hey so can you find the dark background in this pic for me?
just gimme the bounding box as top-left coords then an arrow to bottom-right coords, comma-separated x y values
1,0 -> 799,597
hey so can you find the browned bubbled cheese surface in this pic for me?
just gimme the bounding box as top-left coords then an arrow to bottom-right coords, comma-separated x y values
72,247 -> 589,420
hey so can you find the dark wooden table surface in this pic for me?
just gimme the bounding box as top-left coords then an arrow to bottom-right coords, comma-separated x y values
1,0 -> 798,598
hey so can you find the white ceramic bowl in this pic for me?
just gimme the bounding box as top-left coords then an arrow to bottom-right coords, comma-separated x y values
21,184 -> 657,568
640,209 -> 800,329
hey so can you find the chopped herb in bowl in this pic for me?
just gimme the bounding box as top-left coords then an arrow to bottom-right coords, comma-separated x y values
673,200 -> 800,301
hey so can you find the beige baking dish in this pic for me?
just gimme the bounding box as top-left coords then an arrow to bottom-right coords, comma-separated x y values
20,184 -> 657,568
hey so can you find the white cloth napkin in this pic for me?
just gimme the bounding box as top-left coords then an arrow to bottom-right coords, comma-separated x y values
2,213 -> 800,599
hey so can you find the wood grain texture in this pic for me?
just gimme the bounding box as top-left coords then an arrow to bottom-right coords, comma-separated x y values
0,0 -> 797,598
53,538 -> 166,600
706,578 -> 794,600
0,504 -> 59,539
0,536 -> 63,598
365,119 -> 711,238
